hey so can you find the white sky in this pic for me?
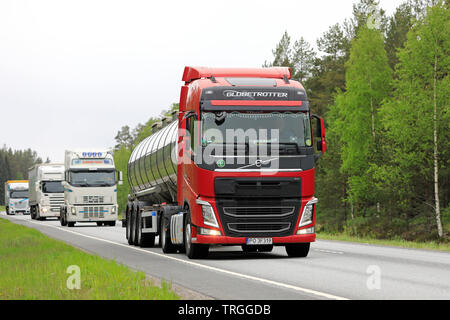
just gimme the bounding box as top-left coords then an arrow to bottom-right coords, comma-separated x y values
0,0 -> 404,163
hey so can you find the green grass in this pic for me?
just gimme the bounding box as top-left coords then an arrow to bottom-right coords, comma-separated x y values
0,218 -> 179,300
0,206 -> 5,212
317,232 -> 450,252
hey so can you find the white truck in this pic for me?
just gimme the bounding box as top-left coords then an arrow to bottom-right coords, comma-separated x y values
28,163 -> 65,220
4,180 -> 30,215
60,149 -> 122,227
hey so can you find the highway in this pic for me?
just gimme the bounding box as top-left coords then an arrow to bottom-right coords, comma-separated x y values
2,212 -> 450,300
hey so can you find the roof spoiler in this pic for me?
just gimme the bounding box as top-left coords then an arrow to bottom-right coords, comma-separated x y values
182,66 -> 291,84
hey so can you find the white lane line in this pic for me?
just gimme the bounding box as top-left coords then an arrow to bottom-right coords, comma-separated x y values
313,249 -> 344,255
7,216 -> 349,300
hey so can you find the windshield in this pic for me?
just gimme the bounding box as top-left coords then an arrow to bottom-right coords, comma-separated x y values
69,170 -> 116,187
42,181 -> 64,193
10,190 -> 29,199
201,111 -> 312,148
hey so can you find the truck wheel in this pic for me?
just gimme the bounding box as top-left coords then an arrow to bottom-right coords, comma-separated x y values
31,206 -> 35,220
161,216 -> 177,253
128,207 -> 136,245
60,211 -> 67,226
36,206 -> 41,220
285,243 -> 310,258
184,211 -> 209,259
125,208 -> 131,240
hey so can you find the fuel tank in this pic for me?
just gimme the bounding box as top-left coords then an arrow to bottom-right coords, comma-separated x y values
128,120 -> 178,204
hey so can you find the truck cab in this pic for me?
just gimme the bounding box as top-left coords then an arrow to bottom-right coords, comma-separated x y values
60,149 -> 122,227
5,180 -> 30,215
28,164 -> 65,220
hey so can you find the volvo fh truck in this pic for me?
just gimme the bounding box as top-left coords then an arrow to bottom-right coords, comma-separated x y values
28,163 -> 65,220
124,66 -> 327,259
4,180 -> 30,215
60,150 -> 122,227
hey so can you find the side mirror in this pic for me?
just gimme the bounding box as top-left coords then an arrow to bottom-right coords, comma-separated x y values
61,181 -> 68,188
311,114 -> 327,160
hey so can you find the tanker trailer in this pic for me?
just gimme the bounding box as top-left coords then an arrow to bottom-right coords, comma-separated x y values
124,66 -> 327,259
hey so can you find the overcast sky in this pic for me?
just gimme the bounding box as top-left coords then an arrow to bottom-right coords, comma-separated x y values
0,0 -> 404,163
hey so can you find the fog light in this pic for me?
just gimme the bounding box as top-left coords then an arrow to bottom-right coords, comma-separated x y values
112,206 -> 116,214
198,227 -> 221,236
297,227 -> 315,235
42,207 -> 48,213
71,207 -> 76,215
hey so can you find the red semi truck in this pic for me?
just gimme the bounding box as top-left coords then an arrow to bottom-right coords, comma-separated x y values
124,66 -> 327,259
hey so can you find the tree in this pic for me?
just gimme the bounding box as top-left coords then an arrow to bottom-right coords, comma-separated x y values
291,37 -> 316,83
114,125 -> 134,150
339,25 -> 392,213
379,1 -> 449,238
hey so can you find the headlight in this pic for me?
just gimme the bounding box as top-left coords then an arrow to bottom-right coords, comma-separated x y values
42,207 -> 48,213
196,199 -> 219,228
71,207 -> 76,215
299,198 -> 318,227
111,206 -> 116,214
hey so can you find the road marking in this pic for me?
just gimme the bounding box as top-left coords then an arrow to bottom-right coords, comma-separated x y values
6,215 -> 349,300
313,249 -> 344,255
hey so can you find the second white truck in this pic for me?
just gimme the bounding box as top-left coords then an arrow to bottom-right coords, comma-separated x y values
28,163 -> 65,220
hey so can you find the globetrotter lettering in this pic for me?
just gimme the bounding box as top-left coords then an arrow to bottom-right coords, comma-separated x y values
223,90 -> 288,98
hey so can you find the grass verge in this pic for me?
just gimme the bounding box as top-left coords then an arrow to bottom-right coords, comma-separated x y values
0,217 -> 179,299
316,232 -> 450,252
0,206 -> 5,212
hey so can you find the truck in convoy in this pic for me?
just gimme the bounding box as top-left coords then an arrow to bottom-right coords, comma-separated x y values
4,180 -> 30,215
28,163 -> 65,220
60,150 -> 122,227
124,66 -> 327,259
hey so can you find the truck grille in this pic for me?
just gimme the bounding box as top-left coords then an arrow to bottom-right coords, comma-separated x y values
223,206 -> 295,218
83,196 -> 105,204
228,222 -> 291,233
50,196 -> 64,212
81,207 -> 106,219
216,199 -> 300,237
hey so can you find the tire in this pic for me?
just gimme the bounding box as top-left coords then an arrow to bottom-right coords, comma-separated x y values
36,206 -> 41,220
31,206 -> 35,220
60,210 -> 67,226
184,211 -> 209,259
134,208 -> 142,246
125,207 -> 130,240
161,216 -> 177,253
127,206 -> 135,245
285,243 -> 310,258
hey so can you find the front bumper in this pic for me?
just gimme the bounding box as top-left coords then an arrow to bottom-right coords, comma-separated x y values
192,233 -> 315,245
66,205 -> 118,222
39,206 -> 61,217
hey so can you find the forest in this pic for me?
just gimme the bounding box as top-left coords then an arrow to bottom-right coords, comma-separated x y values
0,146 -> 45,205
113,0 -> 449,242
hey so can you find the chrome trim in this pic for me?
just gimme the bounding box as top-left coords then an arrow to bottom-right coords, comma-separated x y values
227,222 -> 291,233
223,206 -> 295,218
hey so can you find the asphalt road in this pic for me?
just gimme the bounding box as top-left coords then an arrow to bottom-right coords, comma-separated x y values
2,212 -> 450,300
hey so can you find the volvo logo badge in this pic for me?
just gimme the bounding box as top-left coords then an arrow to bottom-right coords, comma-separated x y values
255,159 -> 263,168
